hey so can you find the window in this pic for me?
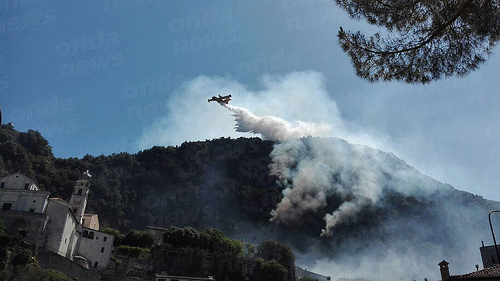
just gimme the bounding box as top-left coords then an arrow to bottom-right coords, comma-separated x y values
88,231 -> 94,239
101,247 -> 104,253
65,238 -> 67,243
83,230 -> 89,238
96,236 -> 98,240
0,182 -> 4,188
29,209 -> 35,212
2,203 -> 12,210
103,237 -> 107,242
77,188 -> 82,195
24,183 -> 29,190
82,219 -> 85,225
94,261 -> 98,268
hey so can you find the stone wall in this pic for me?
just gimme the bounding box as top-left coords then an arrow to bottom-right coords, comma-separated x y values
38,248 -> 101,281
151,246 -> 257,281
0,209 -> 49,246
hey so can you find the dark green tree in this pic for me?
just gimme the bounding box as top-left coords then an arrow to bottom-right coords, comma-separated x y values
199,228 -> 243,257
256,240 -> 295,281
256,240 -> 295,280
337,0 -> 500,83
244,242 -> 256,257
121,230 -> 155,249
163,226 -> 200,248
255,259 -> 288,281
256,240 -> 295,266
0,219 -> 5,235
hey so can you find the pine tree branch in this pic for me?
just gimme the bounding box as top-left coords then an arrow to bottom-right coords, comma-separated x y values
344,0 -> 473,55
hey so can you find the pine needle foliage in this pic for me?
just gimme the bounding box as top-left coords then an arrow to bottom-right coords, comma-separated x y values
337,0 -> 500,83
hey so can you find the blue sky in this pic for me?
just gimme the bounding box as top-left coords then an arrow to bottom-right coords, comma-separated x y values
2,0 -> 500,203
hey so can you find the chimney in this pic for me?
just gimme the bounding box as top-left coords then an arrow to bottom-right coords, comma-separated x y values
439,260 -> 450,281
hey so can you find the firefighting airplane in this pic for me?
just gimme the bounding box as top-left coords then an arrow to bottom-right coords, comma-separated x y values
208,94 -> 231,104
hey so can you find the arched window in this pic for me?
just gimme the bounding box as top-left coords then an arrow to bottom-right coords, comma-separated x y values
83,230 -> 89,238
88,231 -> 94,239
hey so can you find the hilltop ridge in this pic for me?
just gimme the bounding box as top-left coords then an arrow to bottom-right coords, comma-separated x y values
1,124 -> 499,279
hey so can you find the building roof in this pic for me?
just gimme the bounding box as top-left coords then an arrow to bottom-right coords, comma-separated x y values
48,198 -> 68,206
452,264 -> 500,280
82,214 -> 98,217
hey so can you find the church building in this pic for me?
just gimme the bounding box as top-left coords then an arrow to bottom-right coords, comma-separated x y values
0,171 -> 114,270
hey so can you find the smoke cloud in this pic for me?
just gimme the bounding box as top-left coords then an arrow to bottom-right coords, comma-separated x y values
215,98 -> 397,237
135,71 -> 434,236
223,104 -> 331,141
136,71 -> 390,151
218,99 -> 488,281
136,71 -> 498,280
267,137 -> 414,236
212,97 -> 388,236
218,99 -> 421,236
218,100 -> 380,235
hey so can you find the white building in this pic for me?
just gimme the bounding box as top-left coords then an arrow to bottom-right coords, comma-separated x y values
0,172 -> 50,213
78,227 -> 114,269
0,171 -> 114,270
44,198 -> 79,258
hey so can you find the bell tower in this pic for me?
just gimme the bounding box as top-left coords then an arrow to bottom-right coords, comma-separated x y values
69,170 -> 91,224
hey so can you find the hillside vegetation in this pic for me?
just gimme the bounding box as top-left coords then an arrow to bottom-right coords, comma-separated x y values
1,124 -> 499,279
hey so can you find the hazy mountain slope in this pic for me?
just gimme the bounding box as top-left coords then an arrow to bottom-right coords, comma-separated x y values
1,125 -> 499,280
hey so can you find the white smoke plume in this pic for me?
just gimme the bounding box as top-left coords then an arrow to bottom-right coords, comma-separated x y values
219,104 -> 377,235
136,71 -> 414,236
267,137 -> 394,236
219,100 -> 403,236
223,104 -> 331,141
216,103 -> 388,235
174,74 -> 430,237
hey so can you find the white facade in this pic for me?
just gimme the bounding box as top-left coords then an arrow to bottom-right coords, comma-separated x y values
0,172 -> 41,191
77,228 -> 114,270
0,173 -> 50,213
0,172 -> 114,271
0,188 -> 50,213
45,199 -> 80,259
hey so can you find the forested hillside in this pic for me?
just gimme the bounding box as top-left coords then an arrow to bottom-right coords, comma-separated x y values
1,124 -> 499,279
0,124 -> 277,232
